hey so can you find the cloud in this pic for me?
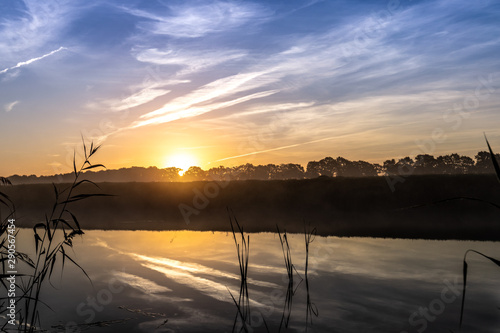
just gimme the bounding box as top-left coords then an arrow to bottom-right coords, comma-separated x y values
0,1 -> 75,58
125,10 -> 409,127
111,87 -> 171,111
4,101 -> 20,112
93,78 -> 189,112
122,1 -> 269,38
134,48 -> 246,76
222,102 -> 316,119
91,0 -> 500,161
214,135 -> 346,163
131,89 -> 278,129
0,47 -> 67,75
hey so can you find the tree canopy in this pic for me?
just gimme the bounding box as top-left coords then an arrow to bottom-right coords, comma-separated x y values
5,151 -> 500,184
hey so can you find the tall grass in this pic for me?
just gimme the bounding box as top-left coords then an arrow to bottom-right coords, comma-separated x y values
459,250 -> 500,328
276,225 -> 302,331
0,178 -> 35,331
228,210 -> 251,333
458,135 -> 500,330
1,139 -> 108,332
0,178 -> 17,278
304,223 -> 318,331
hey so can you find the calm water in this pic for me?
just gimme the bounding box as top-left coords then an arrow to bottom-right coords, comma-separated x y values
10,229 -> 500,332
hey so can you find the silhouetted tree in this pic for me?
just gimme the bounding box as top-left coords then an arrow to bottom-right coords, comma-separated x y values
163,167 -> 182,181
383,159 -> 398,175
254,165 -> 271,180
353,160 -> 378,177
10,150 -> 500,184
230,164 -> 253,180
275,163 -> 305,179
319,157 -> 338,177
436,154 -> 473,174
207,166 -> 232,181
455,155 -> 474,174
183,166 -> 207,181
335,157 -> 352,176
396,157 -> 414,175
473,151 -> 500,174
306,161 -> 321,178
414,154 -> 438,175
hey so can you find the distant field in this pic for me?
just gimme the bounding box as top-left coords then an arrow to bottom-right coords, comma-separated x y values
5,174 -> 500,240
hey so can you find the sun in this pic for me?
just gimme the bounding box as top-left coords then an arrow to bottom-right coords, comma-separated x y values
164,153 -> 198,176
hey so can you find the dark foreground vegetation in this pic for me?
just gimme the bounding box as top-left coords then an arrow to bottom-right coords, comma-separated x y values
5,174 -> 500,240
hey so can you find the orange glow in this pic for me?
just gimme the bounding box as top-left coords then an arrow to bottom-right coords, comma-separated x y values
164,153 -> 198,176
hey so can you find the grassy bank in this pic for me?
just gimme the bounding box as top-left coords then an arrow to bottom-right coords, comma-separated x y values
4,174 -> 500,240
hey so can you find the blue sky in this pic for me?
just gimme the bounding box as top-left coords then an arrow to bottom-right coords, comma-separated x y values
1,0 -> 500,175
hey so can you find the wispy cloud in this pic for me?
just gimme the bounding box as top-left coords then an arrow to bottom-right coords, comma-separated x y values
119,88 -> 171,111
222,102 -> 316,119
122,1 -> 270,38
109,87 -> 171,112
119,10 -> 407,128
4,101 -> 20,112
134,48 -> 246,76
104,6 -> 411,136
0,1 -> 75,58
0,47 -> 66,75
213,135 -> 348,163
90,79 -> 189,112
131,89 -> 278,129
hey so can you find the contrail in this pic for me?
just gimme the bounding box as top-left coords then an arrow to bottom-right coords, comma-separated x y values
213,135 -> 344,163
0,46 -> 67,74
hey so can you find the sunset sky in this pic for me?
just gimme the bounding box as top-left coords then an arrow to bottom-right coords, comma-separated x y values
1,0 -> 500,176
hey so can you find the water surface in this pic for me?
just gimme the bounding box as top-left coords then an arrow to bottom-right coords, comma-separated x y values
11,230 -> 500,332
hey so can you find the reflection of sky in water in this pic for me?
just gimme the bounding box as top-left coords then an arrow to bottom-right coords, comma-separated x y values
12,229 -> 500,332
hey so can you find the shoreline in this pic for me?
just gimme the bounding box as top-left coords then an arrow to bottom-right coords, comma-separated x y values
12,226 -> 500,242
5,174 -> 500,241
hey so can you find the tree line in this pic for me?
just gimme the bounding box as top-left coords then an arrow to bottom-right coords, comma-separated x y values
6,151 -> 499,184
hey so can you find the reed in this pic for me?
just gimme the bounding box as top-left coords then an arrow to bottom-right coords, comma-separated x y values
228,210 -> 251,333
276,225 -> 302,331
1,139 -> 108,332
0,178 -> 36,332
304,223 -> 318,331
458,135 -> 500,330
459,249 -> 500,328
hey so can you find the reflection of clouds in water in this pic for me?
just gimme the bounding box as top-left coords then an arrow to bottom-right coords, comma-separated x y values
93,238 -> 279,308
142,263 -> 271,309
307,237 -> 500,282
306,270 -> 500,333
142,263 -> 234,302
133,254 -> 279,288
113,271 -> 171,293
81,231 -> 500,332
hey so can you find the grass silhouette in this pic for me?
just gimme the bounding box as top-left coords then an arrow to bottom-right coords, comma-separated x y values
228,210 -> 252,333
0,139 -> 108,332
276,225 -> 303,331
458,135 -> 500,330
304,223 -> 318,331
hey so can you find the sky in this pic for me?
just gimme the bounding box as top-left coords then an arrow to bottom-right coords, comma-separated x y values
1,0 -> 500,176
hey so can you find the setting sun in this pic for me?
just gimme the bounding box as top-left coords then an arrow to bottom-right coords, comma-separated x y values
164,153 -> 198,176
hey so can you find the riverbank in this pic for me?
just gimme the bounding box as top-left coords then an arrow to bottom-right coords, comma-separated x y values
5,174 -> 500,240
